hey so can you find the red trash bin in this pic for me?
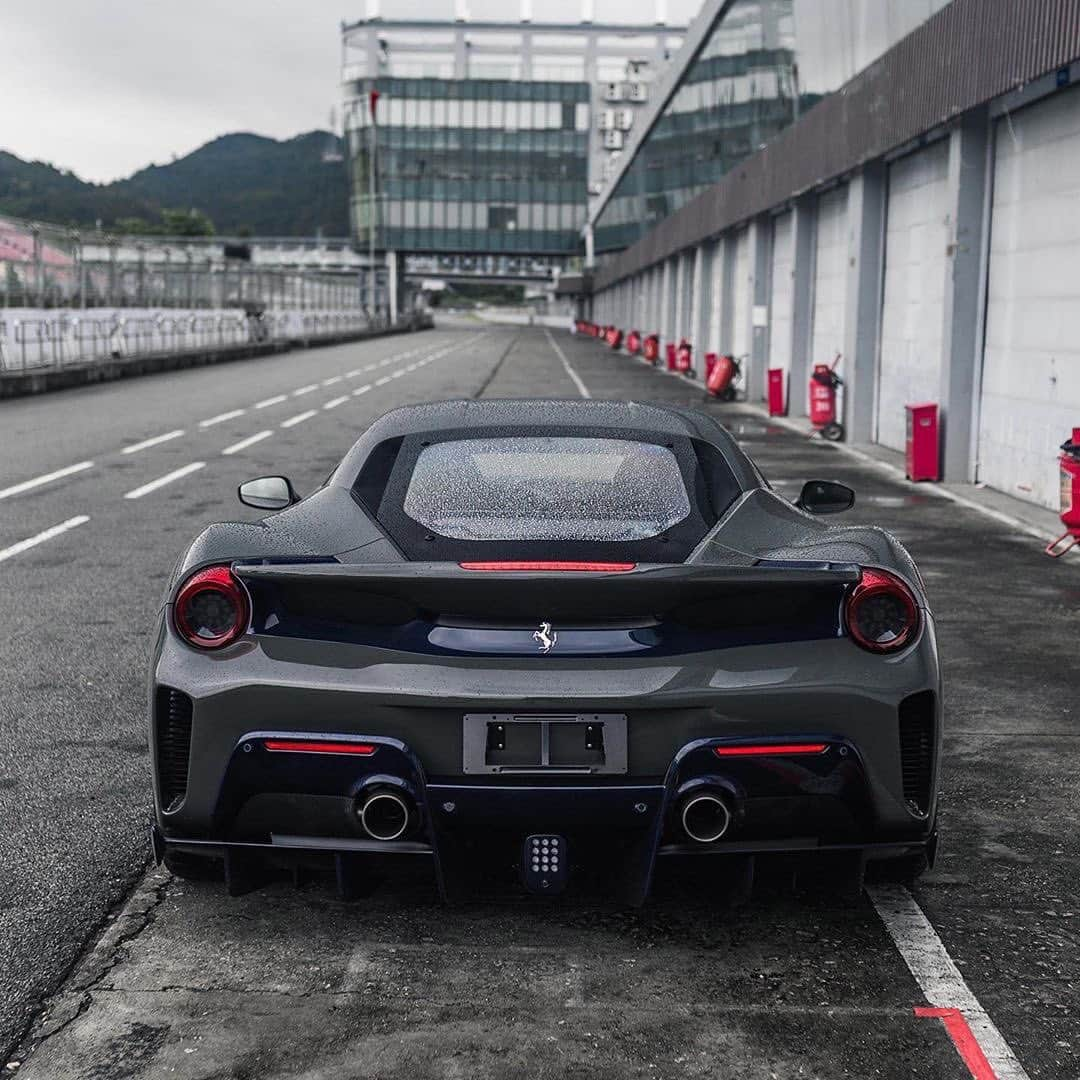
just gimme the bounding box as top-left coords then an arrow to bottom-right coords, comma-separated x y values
643,334 -> 660,364
626,330 -> 642,355
767,369 -> 786,416
675,340 -> 692,375
905,403 -> 940,482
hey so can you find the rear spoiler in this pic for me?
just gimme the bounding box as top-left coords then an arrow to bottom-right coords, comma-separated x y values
235,561 -> 860,621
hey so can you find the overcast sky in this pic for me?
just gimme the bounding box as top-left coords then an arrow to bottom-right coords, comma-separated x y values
1,0 -> 700,184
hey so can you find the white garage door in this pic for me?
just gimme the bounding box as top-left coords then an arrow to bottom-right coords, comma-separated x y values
769,211 -> 794,383
810,187 -> 848,380
731,226 -> 751,360
876,140 -> 950,452
980,84 -> 1080,509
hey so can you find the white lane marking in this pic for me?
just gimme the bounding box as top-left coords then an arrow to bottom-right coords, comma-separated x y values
121,430 -> 184,455
293,383 -> 319,396
345,368 -> 365,379
323,395 -> 349,410
321,375 -> 343,386
281,409 -> 317,428
374,375 -> 392,387
0,515 -> 90,564
254,394 -> 288,409
390,368 -> 406,379
544,329 -> 591,399
362,363 -> 377,372
222,431 -> 273,456
0,461 -> 95,501
199,409 -> 246,428
405,363 -> 418,372
378,357 -> 393,366
352,384 -> 372,396
123,461 -> 206,500
868,885 -> 1031,1080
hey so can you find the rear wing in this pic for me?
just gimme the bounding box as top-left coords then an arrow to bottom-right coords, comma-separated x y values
234,561 -> 860,623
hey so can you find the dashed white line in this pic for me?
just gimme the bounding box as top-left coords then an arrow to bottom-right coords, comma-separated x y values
544,329 -> 591,399
293,384 -> 319,396
121,431 -> 184,455
199,409 -> 246,428
321,376 -> 343,387
0,461 -> 95,501
868,885 -> 1031,1080
374,376 -> 392,387
281,409 -> 317,428
362,363 -> 377,372
391,369 -> 406,379
222,431 -> 273,456
0,515 -> 90,564
123,462 -> 206,500
254,394 -> 288,410
345,368 -> 365,379
323,395 -> 350,410
352,385 -> 372,396
378,357 -> 393,367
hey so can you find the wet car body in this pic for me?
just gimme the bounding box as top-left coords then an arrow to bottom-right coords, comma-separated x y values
150,399 -> 941,903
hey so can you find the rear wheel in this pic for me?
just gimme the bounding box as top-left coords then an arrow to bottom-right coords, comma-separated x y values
822,420 -> 845,441
163,848 -> 223,882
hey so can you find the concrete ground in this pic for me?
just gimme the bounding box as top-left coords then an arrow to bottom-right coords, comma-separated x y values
1,326 -> 1076,1079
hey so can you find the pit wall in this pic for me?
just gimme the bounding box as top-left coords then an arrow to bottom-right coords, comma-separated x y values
590,78 -> 1080,515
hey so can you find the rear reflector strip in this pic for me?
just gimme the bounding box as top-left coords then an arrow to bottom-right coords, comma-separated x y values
263,739 -> 377,756
459,561 -> 636,572
713,743 -> 828,758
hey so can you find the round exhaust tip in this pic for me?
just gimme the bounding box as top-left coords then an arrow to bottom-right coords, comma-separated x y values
359,790 -> 411,841
680,792 -> 732,844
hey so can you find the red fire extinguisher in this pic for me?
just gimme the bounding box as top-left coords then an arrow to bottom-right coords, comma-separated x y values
706,354 -> 741,401
643,334 -> 660,364
1046,429 -> 1080,557
626,330 -> 642,355
809,354 -> 844,441
675,339 -> 693,376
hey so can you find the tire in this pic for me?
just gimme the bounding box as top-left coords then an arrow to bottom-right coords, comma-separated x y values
163,848 -> 223,882
822,421 -> 845,441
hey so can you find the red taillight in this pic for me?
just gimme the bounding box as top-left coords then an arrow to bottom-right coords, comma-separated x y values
263,739 -> 377,756
173,565 -> 249,650
844,568 -> 919,653
458,561 -> 636,572
714,743 -> 828,758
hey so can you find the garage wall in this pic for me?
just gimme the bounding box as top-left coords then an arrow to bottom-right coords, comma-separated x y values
810,187 -> 848,376
979,84 -> 1080,509
876,140 -> 951,451
731,226 -> 751,359
769,211 -> 795,385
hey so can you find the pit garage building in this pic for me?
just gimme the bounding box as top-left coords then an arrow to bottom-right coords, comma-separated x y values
585,0 -> 1080,515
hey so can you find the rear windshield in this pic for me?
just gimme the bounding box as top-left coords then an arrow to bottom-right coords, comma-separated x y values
402,436 -> 691,542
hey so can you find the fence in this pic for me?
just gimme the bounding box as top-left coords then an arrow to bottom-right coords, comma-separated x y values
0,308 -> 375,372
0,215 -> 373,312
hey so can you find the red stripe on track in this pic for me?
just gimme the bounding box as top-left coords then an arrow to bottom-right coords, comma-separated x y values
915,1007 -> 997,1080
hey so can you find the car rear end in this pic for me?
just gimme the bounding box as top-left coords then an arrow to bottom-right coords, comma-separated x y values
151,419 -> 940,900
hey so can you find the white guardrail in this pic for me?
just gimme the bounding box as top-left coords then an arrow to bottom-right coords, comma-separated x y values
0,308 -> 374,372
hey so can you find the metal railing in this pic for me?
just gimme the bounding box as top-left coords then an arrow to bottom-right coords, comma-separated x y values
0,309 -> 375,373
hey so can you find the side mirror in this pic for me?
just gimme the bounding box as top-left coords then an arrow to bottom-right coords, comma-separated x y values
796,479 -> 855,515
238,475 -> 299,511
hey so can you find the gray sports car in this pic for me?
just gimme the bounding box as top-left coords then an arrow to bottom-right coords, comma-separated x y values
149,399 -> 940,903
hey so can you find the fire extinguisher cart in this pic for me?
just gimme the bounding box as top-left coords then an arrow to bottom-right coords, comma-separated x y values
810,356 -> 844,441
1047,428 -> 1080,557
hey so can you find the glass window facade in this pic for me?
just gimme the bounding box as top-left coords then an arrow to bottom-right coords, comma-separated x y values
592,0 -> 954,256
349,78 -> 589,255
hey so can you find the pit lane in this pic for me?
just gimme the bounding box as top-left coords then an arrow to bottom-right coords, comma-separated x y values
2,326 -> 1075,1078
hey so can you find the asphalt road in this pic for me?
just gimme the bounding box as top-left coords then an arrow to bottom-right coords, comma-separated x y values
1,324 -> 1076,1079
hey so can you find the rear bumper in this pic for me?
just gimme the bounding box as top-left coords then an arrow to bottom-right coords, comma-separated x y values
156,730 -> 936,903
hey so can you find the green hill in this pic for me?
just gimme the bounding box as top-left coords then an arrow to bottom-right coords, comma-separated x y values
0,131 -> 350,237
